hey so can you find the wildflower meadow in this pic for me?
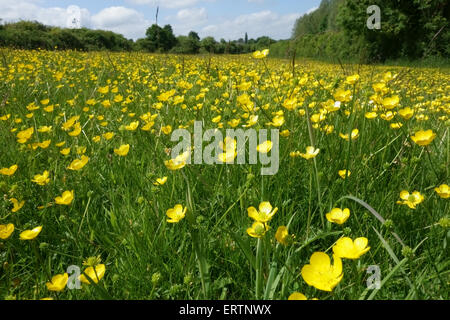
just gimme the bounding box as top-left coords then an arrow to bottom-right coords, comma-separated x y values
0,48 -> 449,300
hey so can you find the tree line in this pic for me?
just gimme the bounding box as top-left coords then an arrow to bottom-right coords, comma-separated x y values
271,0 -> 449,62
0,20 -> 276,54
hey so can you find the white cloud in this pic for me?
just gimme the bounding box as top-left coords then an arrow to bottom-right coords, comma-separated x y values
91,6 -> 150,39
163,7 -> 208,35
126,0 -> 200,9
176,7 -> 207,21
0,1 -> 151,40
0,0 -> 307,41
200,10 -> 301,40
306,6 -> 319,14
0,0 -> 91,29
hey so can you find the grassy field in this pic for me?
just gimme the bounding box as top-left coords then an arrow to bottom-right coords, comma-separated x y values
0,49 -> 449,300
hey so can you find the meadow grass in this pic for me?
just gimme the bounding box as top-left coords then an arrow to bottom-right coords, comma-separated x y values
0,49 -> 448,300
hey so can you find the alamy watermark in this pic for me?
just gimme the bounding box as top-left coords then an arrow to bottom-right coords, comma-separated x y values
169,121 -> 279,175
367,265 -> 381,289
67,5 -> 82,29
67,265 -> 81,289
367,5 -> 381,30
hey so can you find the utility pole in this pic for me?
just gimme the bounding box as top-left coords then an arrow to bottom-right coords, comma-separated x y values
156,6 -> 160,51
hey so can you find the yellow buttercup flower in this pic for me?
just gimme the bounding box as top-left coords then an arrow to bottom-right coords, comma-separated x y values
38,126 -> 52,133
217,137 -> 237,163
246,221 -> 269,238
43,105 -> 54,112
283,98 -> 298,111
289,151 -> 301,158
10,198 -> 25,213
61,116 -> 80,131
252,49 -> 269,59
299,146 -> 320,160
390,122 -> 403,129
114,94 -> 123,103
326,208 -> 350,225
166,204 -> 187,223
77,147 -> 87,156
380,111 -> 396,121
332,237 -> 370,259
32,170 -> 50,186
217,150 -> 237,164
243,115 -> 259,128
310,113 -> 326,123
365,112 -> 378,119
165,150 -> 189,170
212,115 -> 222,123
219,137 -> 237,153
114,144 -> 130,156
0,223 -> 14,240
153,177 -> 168,186
411,130 -> 436,146
37,140 -> 51,149
161,125 -> 172,135
256,140 -> 273,153
68,123 -> 82,137
301,252 -> 343,292
339,129 -> 359,141
125,121 -> 139,131
397,190 -> 424,209
333,89 -> 352,103
398,107 -> 414,120
102,132 -> 115,140
17,127 -> 34,143
0,164 -> 18,176
86,98 -> 97,105
67,155 -> 89,171
79,264 -> 106,284
55,190 -> 74,205
434,184 -> 449,199
288,292 -> 317,300
141,121 -> 155,131
288,292 -> 307,300
321,124 -> 334,134
382,95 -> 400,109
98,86 -> 109,94
40,99 -> 50,105
345,74 -> 360,85
157,89 -> 176,102
228,118 -> 240,128
267,115 -> 285,127
247,202 -> 278,223
46,273 -> 68,292
338,170 -> 351,179
20,226 -> 42,240
60,148 -> 71,156
275,226 -> 293,246
164,158 -> 187,170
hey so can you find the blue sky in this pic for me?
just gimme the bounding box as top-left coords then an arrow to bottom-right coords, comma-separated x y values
0,0 -> 321,40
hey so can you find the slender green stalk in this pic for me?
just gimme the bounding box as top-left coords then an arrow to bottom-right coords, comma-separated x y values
303,103 -> 323,227
183,171 -> 211,299
255,237 -> 263,300
425,146 -> 440,181
306,163 -> 313,239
